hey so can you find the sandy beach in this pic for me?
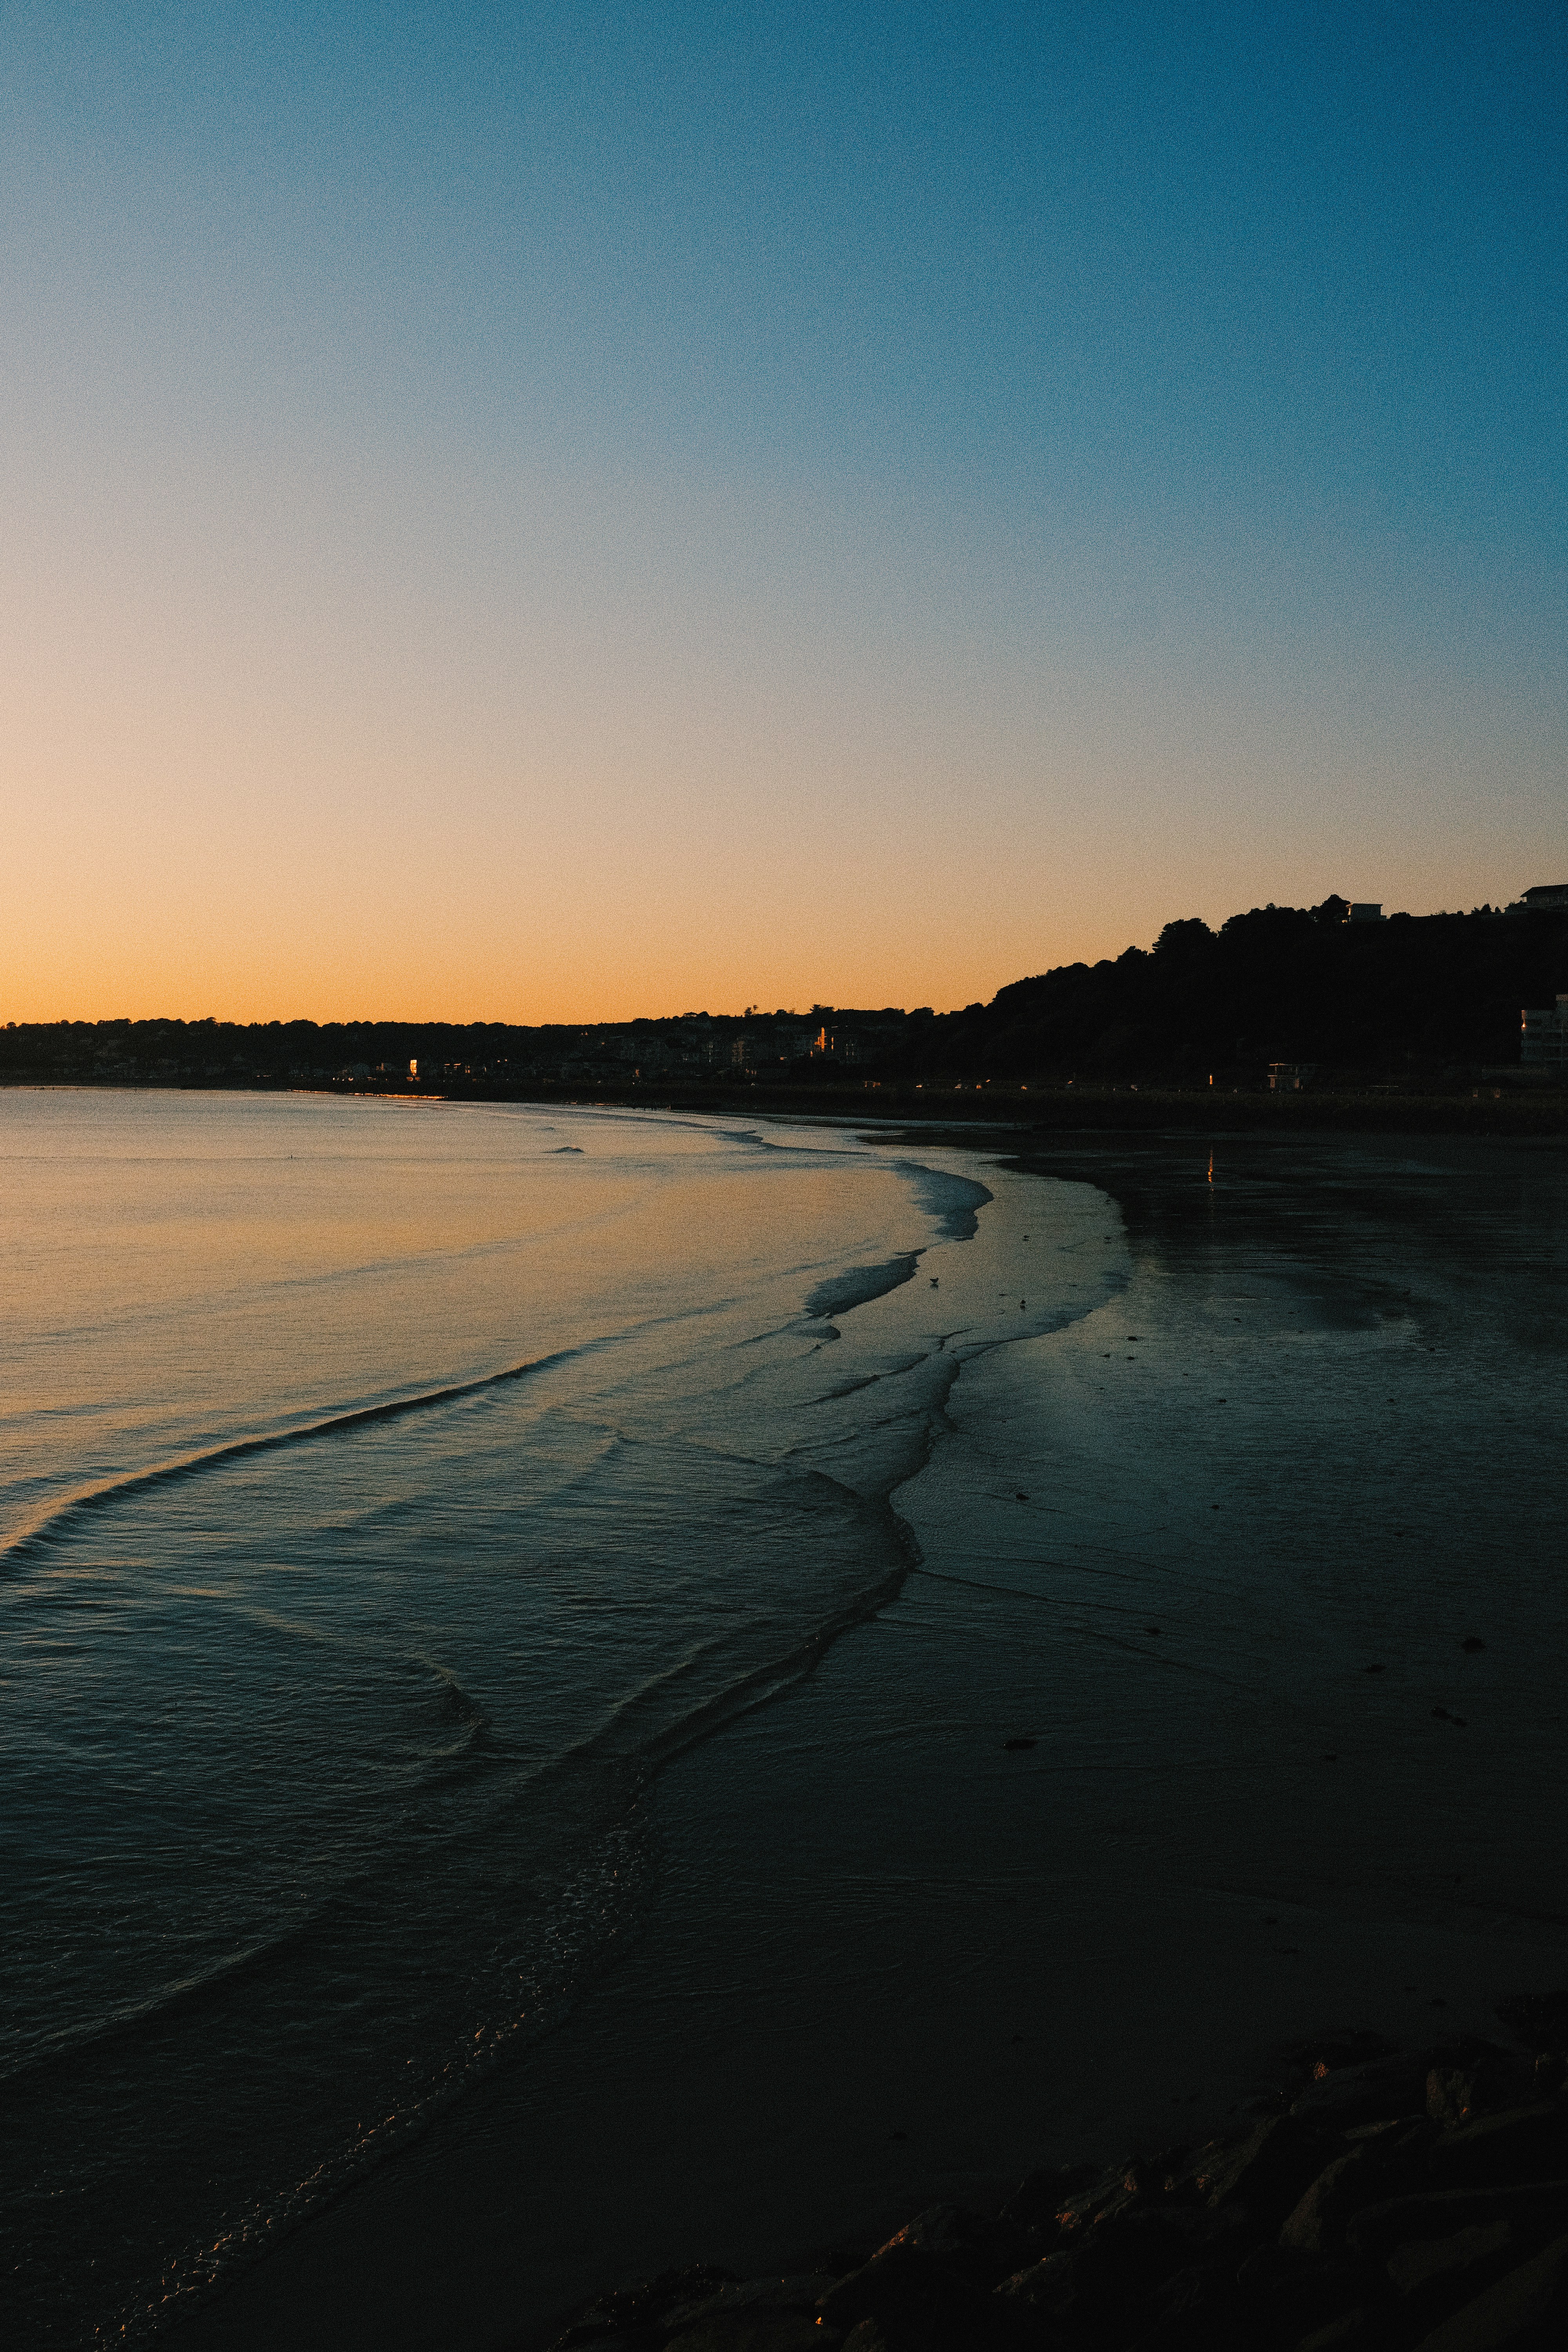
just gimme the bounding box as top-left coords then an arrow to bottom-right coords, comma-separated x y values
155,1123 -> 1568,2351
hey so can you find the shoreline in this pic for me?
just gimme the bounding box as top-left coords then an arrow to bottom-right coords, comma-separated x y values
158,1125 -> 1568,2352
6,1076 -> 1568,1135
13,1097 -> 1568,2349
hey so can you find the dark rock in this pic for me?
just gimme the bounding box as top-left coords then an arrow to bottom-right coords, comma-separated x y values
1100,2199 -> 1251,2276
1279,2030 -> 1399,2080
1122,2259 -> 1246,2350
812,2230 -> 889,2281
1280,2149 -> 1381,2254
997,2207 -> 1225,2336
1428,2107 -> 1568,2190
1001,1737 -> 1036,1751
543,2015 -> 1568,2352
1290,2316 -> 1372,2350
1003,2198 -> 1256,2350
1409,2229 -> 1568,2348
1054,2161 -> 1146,2236
665,2314 -> 833,2352
1388,2218 -> 1513,2299
661,2276 -> 843,2352
871,2206 -> 1033,2292
1277,2120 -> 1432,2252
553,2267 -> 740,2350
1054,2183 -> 1135,2239
668,2277 -> 851,2317
554,2335 -> 655,2352
1114,2211 -> 1279,2343
1343,2113 -> 1425,2141
1235,2243 -> 1295,2295
816,2242 -> 993,2352
1000,2161 -> 1100,2231
995,2233 -> 1144,2340
1290,2051 -> 1429,2128
1347,2183 -> 1568,2264
1234,2245 -> 1374,2344
1497,1993 -> 1568,2058
1190,2114 -> 1328,2226
1430,2056 -> 1520,2130
1463,1637 -> 1486,1652
994,2250 -> 1078,2316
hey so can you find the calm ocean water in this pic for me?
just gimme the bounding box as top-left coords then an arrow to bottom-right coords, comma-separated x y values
0,1089 -> 1115,2347
5,1095 -> 1566,2351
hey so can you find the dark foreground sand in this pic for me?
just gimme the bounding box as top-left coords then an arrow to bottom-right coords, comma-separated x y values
539,2012 -> 1568,2351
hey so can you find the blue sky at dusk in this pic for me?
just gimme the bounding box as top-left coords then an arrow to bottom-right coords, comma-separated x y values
4,2 -> 1563,1018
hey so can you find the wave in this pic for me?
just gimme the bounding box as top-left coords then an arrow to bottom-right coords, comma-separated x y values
543,1478 -> 919,1789
11,1124 -> 1115,2346
724,1121 -> 995,1245
91,1814 -> 658,2351
804,1254 -> 922,1320
0,1347 -> 590,1570
805,1351 -> 933,1405
890,1159 -> 993,1241
0,1921 -> 315,2092
87,1475 -> 922,2349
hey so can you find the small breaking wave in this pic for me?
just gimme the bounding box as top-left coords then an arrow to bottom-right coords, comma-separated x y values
1,1924 -> 314,2092
86,1473 -> 921,2349
0,1347 -> 588,1571
890,1159 -> 993,1241
804,1254 -> 922,1321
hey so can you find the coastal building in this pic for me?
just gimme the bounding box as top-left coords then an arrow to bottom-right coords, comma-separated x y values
1517,883 -> 1568,912
1268,1062 -> 1318,1091
1521,995 -> 1568,1071
1344,903 -> 1384,923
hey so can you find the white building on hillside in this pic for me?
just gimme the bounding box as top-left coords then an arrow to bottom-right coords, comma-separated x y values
1521,996 -> 1568,1071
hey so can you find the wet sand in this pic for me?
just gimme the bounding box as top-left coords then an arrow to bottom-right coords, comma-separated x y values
170,1130 -> 1568,2351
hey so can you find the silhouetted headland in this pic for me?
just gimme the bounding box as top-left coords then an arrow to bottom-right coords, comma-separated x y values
8,895 -> 1567,1132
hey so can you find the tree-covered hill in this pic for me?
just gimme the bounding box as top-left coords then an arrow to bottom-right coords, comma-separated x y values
931,900 -> 1568,1082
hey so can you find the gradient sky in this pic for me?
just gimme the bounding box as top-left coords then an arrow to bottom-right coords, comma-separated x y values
4,2 -> 1564,1020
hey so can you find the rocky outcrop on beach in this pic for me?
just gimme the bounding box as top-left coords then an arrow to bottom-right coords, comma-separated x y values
543,2014 -> 1568,2352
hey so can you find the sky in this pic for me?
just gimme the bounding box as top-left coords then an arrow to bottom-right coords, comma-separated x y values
2,0 -> 1564,1021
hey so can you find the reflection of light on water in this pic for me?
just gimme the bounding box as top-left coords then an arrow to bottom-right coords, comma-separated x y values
4,1098 -> 1118,2349
1207,1151 -> 1214,1185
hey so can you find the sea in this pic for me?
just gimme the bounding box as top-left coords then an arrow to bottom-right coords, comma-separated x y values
2,1089 -> 1565,2350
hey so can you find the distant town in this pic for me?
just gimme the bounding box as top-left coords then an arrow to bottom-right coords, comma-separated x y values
5,887 -> 1566,1105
